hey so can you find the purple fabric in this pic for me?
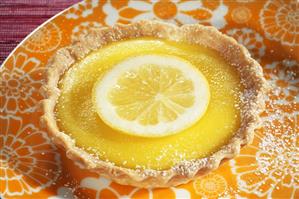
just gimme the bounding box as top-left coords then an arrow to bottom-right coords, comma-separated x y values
0,0 -> 80,64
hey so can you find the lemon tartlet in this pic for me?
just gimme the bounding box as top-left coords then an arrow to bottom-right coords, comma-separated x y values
42,20 -> 267,187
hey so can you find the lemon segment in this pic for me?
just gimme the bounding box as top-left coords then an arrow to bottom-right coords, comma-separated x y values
93,55 -> 210,137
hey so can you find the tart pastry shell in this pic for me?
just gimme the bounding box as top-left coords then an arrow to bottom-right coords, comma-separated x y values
41,20 -> 268,188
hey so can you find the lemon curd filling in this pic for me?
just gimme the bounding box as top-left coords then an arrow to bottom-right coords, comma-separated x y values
56,39 -> 242,170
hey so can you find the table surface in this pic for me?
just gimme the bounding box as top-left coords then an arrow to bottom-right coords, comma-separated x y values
0,0 -> 80,64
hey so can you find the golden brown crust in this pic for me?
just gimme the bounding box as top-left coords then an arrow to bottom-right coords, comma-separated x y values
41,20 -> 268,188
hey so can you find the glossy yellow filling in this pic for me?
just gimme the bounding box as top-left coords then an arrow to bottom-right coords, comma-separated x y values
56,39 -> 242,170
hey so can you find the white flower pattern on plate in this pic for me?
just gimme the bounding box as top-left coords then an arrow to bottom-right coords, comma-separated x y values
22,22 -> 62,53
0,115 -> 61,197
230,115 -> 299,198
264,60 -> 299,103
103,0 -> 228,29
193,173 -> 228,198
226,28 -> 265,60
0,52 -> 44,114
80,176 -> 190,198
260,0 -> 299,46
64,0 -> 99,19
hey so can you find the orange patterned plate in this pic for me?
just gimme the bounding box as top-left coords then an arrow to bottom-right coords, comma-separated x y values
1,0 -> 298,198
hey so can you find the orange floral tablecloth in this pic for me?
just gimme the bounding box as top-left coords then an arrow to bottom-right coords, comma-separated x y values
0,0 -> 298,198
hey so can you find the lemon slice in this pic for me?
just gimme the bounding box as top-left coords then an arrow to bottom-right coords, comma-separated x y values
93,55 -> 210,137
